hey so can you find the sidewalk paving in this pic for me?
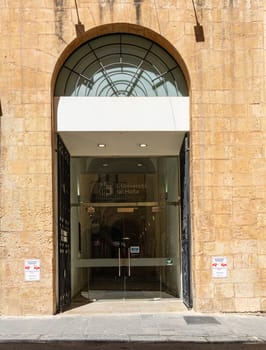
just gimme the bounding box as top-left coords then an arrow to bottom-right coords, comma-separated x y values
0,311 -> 265,343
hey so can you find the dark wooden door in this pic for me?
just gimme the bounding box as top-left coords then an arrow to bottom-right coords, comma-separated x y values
57,135 -> 71,311
180,133 -> 192,308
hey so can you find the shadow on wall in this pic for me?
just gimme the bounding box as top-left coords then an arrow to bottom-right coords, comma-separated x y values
54,0 -> 68,43
99,0 -> 143,24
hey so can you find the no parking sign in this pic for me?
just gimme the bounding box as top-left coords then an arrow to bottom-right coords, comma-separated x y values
212,256 -> 227,278
24,259 -> 40,281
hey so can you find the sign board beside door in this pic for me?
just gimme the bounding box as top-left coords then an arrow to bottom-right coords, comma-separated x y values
24,259 -> 40,281
212,256 -> 227,278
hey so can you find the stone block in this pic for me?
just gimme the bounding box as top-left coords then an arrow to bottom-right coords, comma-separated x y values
231,118 -> 262,133
193,241 -> 204,255
193,211 -> 213,228
213,214 -> 233,229
232,250 -> 257,266
195,256 -> 211,270
203,241 -> 225,256
192,117 -> 231,132
252,173 -> 266,187
232,159 -> 251,173
212,200 -> 232,214
194,270 -> 211,285
213,298 -> 236,312
258,269 -> 266,281
258,241 -> 266,254
234,283 -> 254,298
214,283 -> 234,298
232,226 -> 261,240
231,269 -> 258,283
23,103 -> 51,117
254,282 -> 266,297
2,289 -> 23,316
197,284 -> 214,299
16,146 -> 52,160
195,298 -> 214,312
28,160 -> 52,174
261,299 -> 266,311
232,211 -> 257,226
24,132 -> 51,146
258,255 -> 266,268
232,173 -> 253,187
235,298 -> 261,312
250,159 -> 265,173
7,160 -> 28,175
21,288 -> 55,315
257,213 -> 266,227
215,228 -> 232,241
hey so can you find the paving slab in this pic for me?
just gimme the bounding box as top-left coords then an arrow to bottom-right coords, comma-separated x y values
0,312 -> 265,343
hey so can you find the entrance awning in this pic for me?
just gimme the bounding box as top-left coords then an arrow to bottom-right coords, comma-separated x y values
56,97 -> 189,132
55,97 -> 189,156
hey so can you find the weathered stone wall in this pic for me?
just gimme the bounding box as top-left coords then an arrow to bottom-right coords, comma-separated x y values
190,0 -> 266,312
0,0 -> 265,315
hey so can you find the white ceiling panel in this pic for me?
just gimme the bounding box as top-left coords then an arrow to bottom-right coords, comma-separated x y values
59,131 -> 185,156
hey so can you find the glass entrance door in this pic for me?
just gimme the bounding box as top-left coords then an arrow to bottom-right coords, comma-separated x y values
85,204 -> 163,299
72,157 -> 181,301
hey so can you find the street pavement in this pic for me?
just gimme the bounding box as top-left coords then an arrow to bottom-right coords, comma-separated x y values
0,342 -> 266,350
0,312 -> 265,345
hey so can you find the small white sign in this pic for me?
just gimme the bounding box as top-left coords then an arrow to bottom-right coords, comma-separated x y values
24,259 -> 40,281
130,246 -> 140,254
212,256 -> 227,278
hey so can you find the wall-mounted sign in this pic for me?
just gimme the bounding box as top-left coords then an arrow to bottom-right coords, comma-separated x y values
24,259 -> 40,281
130,246 -> 140,254
92,182 -> 147,201
212,256 -> 227,278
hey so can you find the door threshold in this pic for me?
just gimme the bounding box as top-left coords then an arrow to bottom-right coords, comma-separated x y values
81,290 -> 177,301
64,294 -> 187,315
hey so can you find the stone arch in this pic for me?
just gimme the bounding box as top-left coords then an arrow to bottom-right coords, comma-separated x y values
52,23 -> 192,311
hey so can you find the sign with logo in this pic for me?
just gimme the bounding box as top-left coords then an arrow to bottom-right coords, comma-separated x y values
130,246 -> 140,254
212,256 -> 227,278
24,259 -> 40,281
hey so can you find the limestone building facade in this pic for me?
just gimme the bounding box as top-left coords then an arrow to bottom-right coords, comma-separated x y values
0,0 -> 266,315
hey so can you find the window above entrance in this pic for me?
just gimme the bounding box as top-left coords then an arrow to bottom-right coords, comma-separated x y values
55,34 -> 188,97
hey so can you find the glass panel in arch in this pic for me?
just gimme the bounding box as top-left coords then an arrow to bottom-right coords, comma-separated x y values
121,34 -> 151,50
55,33 -> 188,97
94,43 -> 121,60
64,43 -> 93,70
90,34 -> 119,50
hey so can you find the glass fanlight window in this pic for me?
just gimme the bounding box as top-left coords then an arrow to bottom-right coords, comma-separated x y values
55,34 -> 188,97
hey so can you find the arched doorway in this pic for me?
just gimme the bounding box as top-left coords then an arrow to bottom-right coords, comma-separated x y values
54,29 -> 191,312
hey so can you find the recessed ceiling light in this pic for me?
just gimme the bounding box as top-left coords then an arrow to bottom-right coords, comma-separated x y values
139,143 -> 148,148
102,163 -> 109,167
137,163 -> 143,167
97,143 -> 106,148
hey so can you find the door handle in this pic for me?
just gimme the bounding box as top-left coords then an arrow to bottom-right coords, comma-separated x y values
118,247 -> 121,277
128,248 -> 131,277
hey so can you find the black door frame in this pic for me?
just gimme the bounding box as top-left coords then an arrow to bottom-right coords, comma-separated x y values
57,135 -> 71,312
180,133 -> 193,308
